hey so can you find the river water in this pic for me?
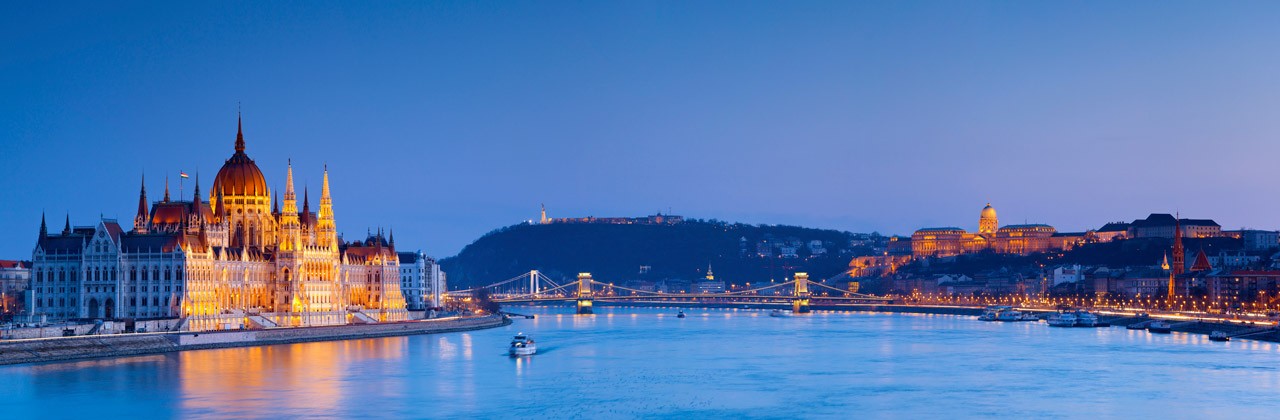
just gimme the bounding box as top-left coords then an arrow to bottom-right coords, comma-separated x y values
3,306 -> 1279,418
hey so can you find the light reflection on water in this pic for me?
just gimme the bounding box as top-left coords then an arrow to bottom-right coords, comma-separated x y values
2,306 -> 1279,418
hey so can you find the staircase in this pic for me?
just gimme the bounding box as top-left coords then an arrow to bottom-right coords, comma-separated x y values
247,315 -> 280,329
85,322 -> 103,336
172,316 -> 190,332
350,311 -> 378,324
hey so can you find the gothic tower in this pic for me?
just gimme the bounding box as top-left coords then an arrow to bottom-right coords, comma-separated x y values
317,165 -> 337,248
279,160 -> 301,251
134,175 -> 149,233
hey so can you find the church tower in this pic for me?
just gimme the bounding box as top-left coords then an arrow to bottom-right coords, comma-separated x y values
978,203 -> 998,235
1169,214 -> 1185,306
1172,214 -> 1185,276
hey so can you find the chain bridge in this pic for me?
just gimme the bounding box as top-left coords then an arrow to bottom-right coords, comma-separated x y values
445,270 -> 891,314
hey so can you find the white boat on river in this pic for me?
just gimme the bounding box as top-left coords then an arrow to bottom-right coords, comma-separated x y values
509,333 -> 537,356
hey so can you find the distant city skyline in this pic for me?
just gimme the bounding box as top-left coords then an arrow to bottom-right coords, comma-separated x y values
5,1 -> 1280,259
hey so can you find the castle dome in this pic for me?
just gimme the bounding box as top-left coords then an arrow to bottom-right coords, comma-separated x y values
211,116 -> 269,198
980,203 -> 997,220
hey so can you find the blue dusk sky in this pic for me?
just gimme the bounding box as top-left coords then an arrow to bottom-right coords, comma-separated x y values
3,1 -> 1280,258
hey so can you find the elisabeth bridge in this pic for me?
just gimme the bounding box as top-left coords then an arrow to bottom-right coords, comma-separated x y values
444,271 -> 891,314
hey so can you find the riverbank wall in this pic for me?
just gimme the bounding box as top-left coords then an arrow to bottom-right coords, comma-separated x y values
528,301 -> 1280,343
0,315 -> 509,366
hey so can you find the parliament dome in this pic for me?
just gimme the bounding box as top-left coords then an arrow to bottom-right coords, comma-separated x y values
211,118 -> 269,198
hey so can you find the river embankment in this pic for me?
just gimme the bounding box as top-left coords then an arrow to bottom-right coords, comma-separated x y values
0,314 -> 510,366
523,301 -> 1280,343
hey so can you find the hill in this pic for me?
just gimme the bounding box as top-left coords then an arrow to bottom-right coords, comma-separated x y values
439,220 -> 871,288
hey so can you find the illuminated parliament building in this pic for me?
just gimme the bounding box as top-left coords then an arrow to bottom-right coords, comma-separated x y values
29,117 -> 409,331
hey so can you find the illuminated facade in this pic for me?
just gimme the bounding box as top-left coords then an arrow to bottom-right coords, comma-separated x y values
29,117 -> 409,330
911,203 -> 1082,257
398,250 -> 446,311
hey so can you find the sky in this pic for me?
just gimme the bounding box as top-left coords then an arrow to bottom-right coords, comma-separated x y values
3,1 -> 1280,259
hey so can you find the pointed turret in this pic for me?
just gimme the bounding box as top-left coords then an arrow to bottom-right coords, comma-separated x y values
302,186 -> 310,216
389,228 -> 395,247
317,165 -> 337,247
235,110 -> 245,153
63,214 -> 71,235
279,160 -> 301,250
272,187 -> 280,214
135,175 -> 149,233
283,160 -> 297,214
216,188 -> 228,221
192,173 -> 202,215
39,212 -> 47,238
137,175 -> 148,217
163,176 -> 171,202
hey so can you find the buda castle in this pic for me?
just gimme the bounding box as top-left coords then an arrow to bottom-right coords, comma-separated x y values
29,117 -> 409,331
910,203 -> 1085,258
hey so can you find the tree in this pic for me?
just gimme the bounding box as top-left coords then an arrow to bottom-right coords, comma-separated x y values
472,289 -> 501,314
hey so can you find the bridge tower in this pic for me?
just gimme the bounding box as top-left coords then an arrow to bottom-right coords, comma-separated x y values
530,270 -> 539,297
793,272 -> 812,313
576,272 -> 595,314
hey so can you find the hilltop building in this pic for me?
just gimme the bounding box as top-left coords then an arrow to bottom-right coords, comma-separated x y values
1129,213 -> 1221,239
1094,222 -> 1131,242
538,206 -> 683,225
28,116 -> 409,330
910,203 -> 1084,258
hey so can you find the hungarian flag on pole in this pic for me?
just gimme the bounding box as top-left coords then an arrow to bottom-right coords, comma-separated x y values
179,171 -> 189,179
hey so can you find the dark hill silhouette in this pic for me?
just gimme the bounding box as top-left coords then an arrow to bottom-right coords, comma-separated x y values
439,220 -> 865,288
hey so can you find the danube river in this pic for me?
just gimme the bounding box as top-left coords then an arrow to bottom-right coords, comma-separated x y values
4,306 -> 1280,418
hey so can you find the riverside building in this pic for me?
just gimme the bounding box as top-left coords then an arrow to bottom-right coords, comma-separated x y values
29,117 -> 409,331
398,250 -> 446,311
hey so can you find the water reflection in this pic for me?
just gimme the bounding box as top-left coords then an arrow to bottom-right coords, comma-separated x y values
175,337 -> 409,417
2,307 -> 1279,418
